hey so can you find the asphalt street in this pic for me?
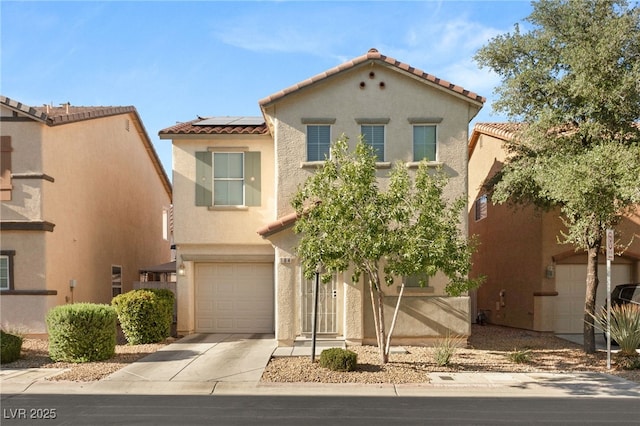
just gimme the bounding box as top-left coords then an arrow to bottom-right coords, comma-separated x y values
2,394 -> 638,425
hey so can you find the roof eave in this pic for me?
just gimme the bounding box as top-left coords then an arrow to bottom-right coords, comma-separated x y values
256,211 -> 299,238
0,95 -> 48,123
258,49 -> 486,110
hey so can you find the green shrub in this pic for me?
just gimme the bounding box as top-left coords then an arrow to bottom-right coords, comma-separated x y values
46,303 -> 117,363
433,334 -> 464,367
319,347 -> 357,372
594,303 -> 640,356
112,289 -> 175,345
1,330 -> 23,364
507,348 -> 532,364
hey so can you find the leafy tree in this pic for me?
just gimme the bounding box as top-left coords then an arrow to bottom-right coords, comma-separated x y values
475,0 -> 640,353
292,136 -> 481,364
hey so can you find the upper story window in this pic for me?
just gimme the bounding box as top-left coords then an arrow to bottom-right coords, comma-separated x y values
413,125 -> 437,162
1,251 -> 15,291
361,125 -> 385,162
475,194 -> 488,221
112,265 -> 122,298
195,150 -> 261,208
1,136 -> 12,201
214,153 -> 244,205
307,125 -> 331,162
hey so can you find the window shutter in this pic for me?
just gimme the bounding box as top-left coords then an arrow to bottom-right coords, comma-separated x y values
0,136 -> 12,201
244,152 -> 261,206
195,151 -> 212,206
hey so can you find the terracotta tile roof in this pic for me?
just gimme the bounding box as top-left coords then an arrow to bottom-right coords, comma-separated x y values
468,122 -> 523,158
36,105 -> 138,126
256,211 -> 299,237
159,116 -> 269,136
2,96 -> 142,127
259,48 -> 486,107
469,121 -> 640,158
1,95 -> 172,197
474,122 -> 521,139
0,95 -> 48,122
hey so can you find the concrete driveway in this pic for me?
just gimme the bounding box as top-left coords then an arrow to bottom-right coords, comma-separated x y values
102,333 -> 276,384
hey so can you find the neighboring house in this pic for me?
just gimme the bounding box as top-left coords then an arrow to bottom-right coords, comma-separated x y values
161,49 -> 485,345
0,96 -> 173,335
468,123 -> 640,333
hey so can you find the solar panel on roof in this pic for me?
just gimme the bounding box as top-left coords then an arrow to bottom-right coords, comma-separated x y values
194,116 -> 264,126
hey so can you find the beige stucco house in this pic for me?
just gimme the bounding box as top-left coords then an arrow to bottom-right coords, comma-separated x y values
0,96 -> 172,335
468,123 -> 640,333
161,49 -> 485,345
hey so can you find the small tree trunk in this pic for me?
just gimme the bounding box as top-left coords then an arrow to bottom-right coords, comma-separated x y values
385,281 -> 405,356
368,278 -> 383,361
377,288 -> 388,364
583,244 -> 600,354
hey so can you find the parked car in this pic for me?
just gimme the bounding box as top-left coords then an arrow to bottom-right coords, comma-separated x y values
603,283 -> 640,346
611,283 -> 640,307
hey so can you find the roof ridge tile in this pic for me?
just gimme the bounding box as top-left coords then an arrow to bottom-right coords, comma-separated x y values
258,49 -> 485,107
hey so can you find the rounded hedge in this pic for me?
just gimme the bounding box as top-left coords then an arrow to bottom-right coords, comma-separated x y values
1,330 -> 23,364
112,289 -> 174,345
46,303 -> 117,363
319,347 -> 358,372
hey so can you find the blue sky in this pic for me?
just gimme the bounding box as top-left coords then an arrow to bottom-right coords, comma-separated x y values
1,0 -> 534,179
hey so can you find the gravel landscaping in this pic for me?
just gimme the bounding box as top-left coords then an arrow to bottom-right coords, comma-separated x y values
3,325 -> 639,384
261,325 -> 640,384
2,336 -> 169,382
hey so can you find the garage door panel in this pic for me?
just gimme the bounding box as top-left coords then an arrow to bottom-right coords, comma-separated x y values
554,264 -> 631,333
195,263 -> 274,333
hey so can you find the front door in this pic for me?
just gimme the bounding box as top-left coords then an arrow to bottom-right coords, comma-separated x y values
301,276 -> 337,334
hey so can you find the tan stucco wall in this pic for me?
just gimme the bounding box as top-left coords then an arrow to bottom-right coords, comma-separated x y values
269,231 -> 299,345
263,63 -> 478,220
469,133 -> 543,330
170,134 -> 275,335
260,63 -> 479,344
168,60 -> 481,343
1,109 -> 172,334
363,293 -> 471,344
469,131 -> 640,332
171,134 -> 275,245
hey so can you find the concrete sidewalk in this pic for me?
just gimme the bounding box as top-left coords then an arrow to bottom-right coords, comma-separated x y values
2,333 -> 639,398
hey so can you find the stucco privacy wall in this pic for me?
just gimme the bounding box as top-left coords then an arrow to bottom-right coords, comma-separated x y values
363,295 -> 471,345
170,133 -> 275,335
1,102 -> 172,334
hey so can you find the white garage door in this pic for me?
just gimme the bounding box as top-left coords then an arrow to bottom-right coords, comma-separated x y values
195,263 -> 274,333
554,264 -> 632,333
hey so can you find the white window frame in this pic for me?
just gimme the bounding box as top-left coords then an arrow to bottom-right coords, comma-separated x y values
360,124 -> 385,162
213,152 -> 245,206
306,125 -> 332,162
412,124 -> 438,162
